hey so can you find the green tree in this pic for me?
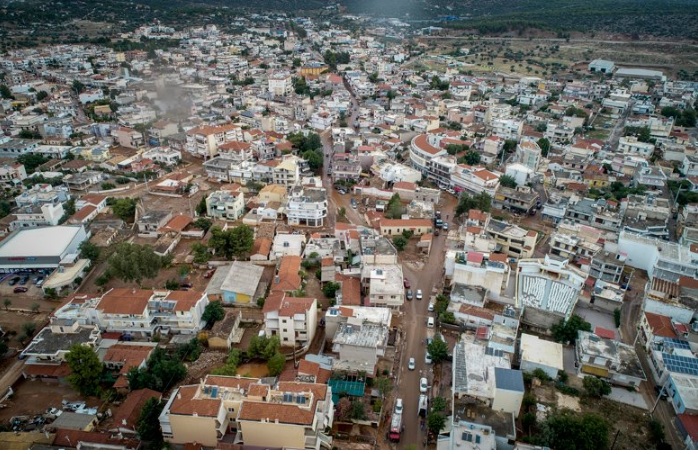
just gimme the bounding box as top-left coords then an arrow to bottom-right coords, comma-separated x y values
191,242 -> 211,264
456,191 -> 491,216
537,137 -> 551,157
3,298 -> 10,311
431,396 -> 447,413
323,281 -> 341,298
127,347 -> 186,392
427,335 -> 449,364
137,397 -> 165,447
463,151 -> 481,165
193,218 -> 212,233
551,315 -> 592,344
79,241 -> 101,262
302,149 -> 323,172
107,243 -> 169,284
427,411 -> 447,435
248,335 -> 280,360
536,410 -> 609,449
385,193 -> 403,219
17,153 -> 49,173
434,294 -> 449,315
208,225 -> 254,260
111,197 -> 137,221
66,344 -> 103,396
613,308 -> 621,328
499,175 -> 517,188
36,90 -> 49,101
267,352 -> 286,376
212,349 -> 242,376
196,196 -> 208,216
503,139 -> 517,154
0,84 -> 13,99
202,301 -> 225,324
349,400 -> 366,420
582,376 -> 612,397
375,376 -> 392,398
393,236 -> 407,251
71,79 -> 86,94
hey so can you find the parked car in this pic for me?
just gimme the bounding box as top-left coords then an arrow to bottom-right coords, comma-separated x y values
35,279 -> 44,287
13,286 -> 28,293
395,398 -> 403,415
434,229 -> 440,236
442,223 -> 449,231
420,377 -> 428,393
425,351 -> 432,365
408,357 -> 415,370
180,282 -> 193,289
337,189 -> 347,195
406,289 -> 413,300
18,276 -> 29,285
403,278 -> 411,289
416,289 -> 423,300
428,302 -> 435,312
8,276 -> 20,286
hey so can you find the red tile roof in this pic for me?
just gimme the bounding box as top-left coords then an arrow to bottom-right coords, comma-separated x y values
110,388 -> 161,431
270,256 -> 302,293
97,288 -> 152,315
594,326 -> 616,340
644,312 -> 677,339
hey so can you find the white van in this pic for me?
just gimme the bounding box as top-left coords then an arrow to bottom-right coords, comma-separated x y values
427,317 -> 435,328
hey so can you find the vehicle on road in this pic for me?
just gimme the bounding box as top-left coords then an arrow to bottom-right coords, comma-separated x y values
416,289 -> 423,300
442,222 -> 448,231
403,278 -> 410,289
428,302 -> 434,312
18,275 -> 29,285
420,377 -> 428,393
406,289 -> 413,300
35,279 -> 44,287
13,286 -> 28,293
434,229 -> 440,236
388,410 -> 403,442
8,276 -> 20,286
337,189 -> 347,195
427,316 -> 435,328
395,398 -> 403,415
418,394 -> 428,417
408,357 -> 415,370
425,351 -> 432,365
350,198 -> 357,209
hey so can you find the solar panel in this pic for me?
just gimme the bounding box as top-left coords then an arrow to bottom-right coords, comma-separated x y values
662,353 -> 698,376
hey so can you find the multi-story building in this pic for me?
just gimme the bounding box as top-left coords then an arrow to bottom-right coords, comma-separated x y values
360,264 -> 405,310
516,255 -> 587,329
618,136 -> 655,157
0,162 -> 27,184
485,219 -> 537,259
618,230 -> 698,283
51,288 -> 211,338
268,72 -> 293,97
15,184 -> 70,207
451,252 -> 510,298
186,124 -> 243,160
9,202 -> 64,231
493,186 -> 539,214
491,118 -> 522,141
409,134 -> 447,175
206,190 -> 245,221
285,186 -> 328,228
159,375 -> 333,449
515,139 -> 541,171
263,293 -> 318,347
272,156 -> 301,190
450,165 -> 500,197
564,198 -> 622,232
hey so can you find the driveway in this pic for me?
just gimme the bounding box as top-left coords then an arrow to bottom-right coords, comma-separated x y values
574,305 -> 620,338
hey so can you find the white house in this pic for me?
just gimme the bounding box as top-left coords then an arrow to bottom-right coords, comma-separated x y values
263,293 -> 318,347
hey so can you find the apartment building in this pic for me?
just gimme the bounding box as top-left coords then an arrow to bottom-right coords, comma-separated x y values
263,293 -> 318,347
564,198 -> 622,232
159,376 -> 333,449
486,219 -> 537,259
493,186 -> 539,214
286,186 -> 328,228
451,251 -> 510,298
409,134 -> 447,175
206,190 -> 245,221
268,72 -> 293,96
185,124 -> 243,159
450,165 -> 500,197
51,288 -> 210,338
272,156 -> 301,190
360,264 -> 405,310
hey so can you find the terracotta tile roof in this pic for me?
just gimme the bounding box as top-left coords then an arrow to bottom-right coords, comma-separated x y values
393,181 -> 417,191
458,304 -> 495,321
238,401 -> 315,425
52,429 -> 140,449
473,169 -> 499,181
169,385 -> 221,417
277,382 -> 328,401
297,359 -> 320,378
97,288 -> 153,315
271,255 -> 302,293
339,277 -> 361,306
159,214 -> 193,233
262,291 -> 286,314
218,141 -> 251,152
24,362 -> 71,378
278,297 -> 315,317
594,326 -> 616,340
412,134 -> 441,155
168,291 -> 205,312
488,253 -> 508,263
678,414 -> 698,442
204,375 -> 258,390
81,194 -> 107,206
466,226 -> 481,234
110,388 -> 161,430
247,383 -> 270,398
251,237 -> 272,257
69,204 -> 97,222
321,257 -> 334,266
103,344 -> 154,375
188,124 -> 240,136
467,251 -> 484,264
468,209 -> 488,222
644,312 -> 677,339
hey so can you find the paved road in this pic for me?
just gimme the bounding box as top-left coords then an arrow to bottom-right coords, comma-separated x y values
396,198 -> 457,448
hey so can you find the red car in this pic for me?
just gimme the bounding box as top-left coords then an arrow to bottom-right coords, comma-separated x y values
13,286 -> 28,293
403,279 -> 410,289
204,269 -> 215,279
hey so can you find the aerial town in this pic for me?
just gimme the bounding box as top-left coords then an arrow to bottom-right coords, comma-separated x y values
0,8 -> 697,451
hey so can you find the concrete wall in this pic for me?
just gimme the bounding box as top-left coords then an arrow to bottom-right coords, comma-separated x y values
521,306 -> 564,331
238,420 -> 305,449
168,414 -> 219,447
492,388 -> 523,414
520,360 -> 559,379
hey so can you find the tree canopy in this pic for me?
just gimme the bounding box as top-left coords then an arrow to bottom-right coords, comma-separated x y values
247,335 -> 280,360
137,397 -> 165,448
202,301 -> 225,324
385,193 -> 403,219
551,315 -> 591,344
66,344 -> 103,396
208,225 -> 254,260
536,410 -> 609,449
287,132 -> 322,152
583,376 -> 612,397
499,174 -> 517,188
302,149 -> 323,173
427,335 -> 449,364
127,347 -> 186,392
110,197 -> 138,222
456,191 -> 491,216
107,243 -> 170,284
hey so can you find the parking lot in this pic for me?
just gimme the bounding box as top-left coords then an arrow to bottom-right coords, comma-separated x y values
0,273 -> 48,298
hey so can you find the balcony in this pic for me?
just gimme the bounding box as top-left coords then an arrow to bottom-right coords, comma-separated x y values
305,435 -> 320,449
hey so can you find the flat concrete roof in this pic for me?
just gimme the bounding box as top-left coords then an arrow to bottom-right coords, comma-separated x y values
520,333 -> 563,371
0,225 -> 83,258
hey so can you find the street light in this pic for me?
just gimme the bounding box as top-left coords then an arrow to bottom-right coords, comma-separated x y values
650,381 -> 669,415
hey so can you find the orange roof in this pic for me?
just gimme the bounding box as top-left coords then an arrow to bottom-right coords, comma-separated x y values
159,214 -> 192,233
393,181 -> 417,191
458,304 -> 495,321
413,134 -> 441,155
271,255 -> 302,293
204,375 -> 257,390
81,194 -> 107,206
279,297 -> 315,317
169,290 -> 204,311
188,124 -> 239,136
110,388 -> 161,430
219,141 -> 251,152
170,385 -> 221,417
644,312 -> 677,339
488,253 -> 508,263
97,288 -> 152,315
24,362 -> 71,378
247,383 -> 270,398
251,237 -> 272,257
70,204 -> 97,222
679,276 -> 698,289
339,276 -> 361,306
473,169 -> 498,181
52,429 -> 139,449
238,401 -> 315,425
263,291 -> 286,314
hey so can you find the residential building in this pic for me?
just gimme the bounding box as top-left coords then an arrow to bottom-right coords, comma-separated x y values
589,250 -> 626,285
618,230 -> 698,283
273,156 -> 301,190
451,252 -> 510,298
271,255 -> 303,294
515,139 -> 542,171
575,330 -> 647,389
360,264 -> 405,310
493,186 -> 539,214
378,218 -> 433,237
263,293 -> 318,347
268,72 -> 293,96
206,190 -> 245,221
519,333 -> 563,379
185,124 -> 243,159
0,162 -> 27,184
450,165 -> 500,197
618,136 -> 655,157
137,210 -> 173,238
330,314 -> 389,376
286,186 -> 328,228
516,255 -> 587,329
9,202 -> 64,230
409,134 -> 447,175
485,219 -> 537,259
564,198 -> 622,232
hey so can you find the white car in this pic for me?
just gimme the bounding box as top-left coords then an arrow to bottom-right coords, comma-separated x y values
395,398 -> 403,415
420,377 -> 428,393
408,357 -> 416,370
416,289 -> 423,300
428,302 -> 434,312
425,351 -> 432,365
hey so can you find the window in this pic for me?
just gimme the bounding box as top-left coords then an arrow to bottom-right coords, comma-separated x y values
283,337 -> 289,342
